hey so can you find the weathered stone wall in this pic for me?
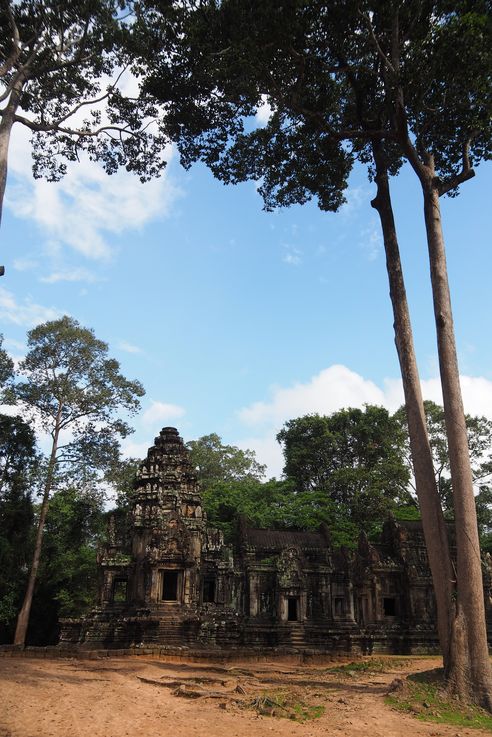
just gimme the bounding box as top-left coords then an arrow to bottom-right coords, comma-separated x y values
59,427 -> 492,655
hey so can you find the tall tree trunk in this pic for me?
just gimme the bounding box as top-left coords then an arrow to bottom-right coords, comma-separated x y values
420,164 -> 492,709
370,141 -> 456,667
0,78 -> 23,229
13,413 -> 61,647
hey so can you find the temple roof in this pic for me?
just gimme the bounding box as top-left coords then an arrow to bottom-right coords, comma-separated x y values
242,527 -> 327,550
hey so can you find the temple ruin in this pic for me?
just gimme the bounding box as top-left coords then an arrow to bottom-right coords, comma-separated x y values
60,427 -> 492,654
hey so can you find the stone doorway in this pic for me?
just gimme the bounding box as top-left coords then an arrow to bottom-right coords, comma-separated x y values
287,596 -> 299,621
162,570 -> 180,601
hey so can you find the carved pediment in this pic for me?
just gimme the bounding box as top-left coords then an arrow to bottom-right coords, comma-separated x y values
277,547 -> 305,589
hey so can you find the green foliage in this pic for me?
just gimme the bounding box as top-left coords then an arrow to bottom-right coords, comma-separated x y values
15,315 -> 145,483
187,433 -> 266,491
11,315 -> 144,645
0,414 -> 39,641
0,335 -> 14,396
277,407 -> 411,538
328,658 -> 409,675
136,1 -> 491,206
386,668 -> 492,730
0,1 -> 168,186
202,477 -> 295,541
396,401 -> 492,540
199,410 -> 414,546
28,485 -> 105,644
203,475 -> 373,549
105,456 -> 140,512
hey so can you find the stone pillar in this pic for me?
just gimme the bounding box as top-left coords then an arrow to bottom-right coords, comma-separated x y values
150,568 -> 160,602
183,568 -> 192,605
249,573 -> 259,617
346,580 -> 356,622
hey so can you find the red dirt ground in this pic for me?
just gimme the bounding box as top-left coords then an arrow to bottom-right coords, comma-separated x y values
0,654 -> 485,737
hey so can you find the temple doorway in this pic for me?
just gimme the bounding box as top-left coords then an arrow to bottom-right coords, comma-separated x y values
287,596 -> 299,621
162,570 -> 180,601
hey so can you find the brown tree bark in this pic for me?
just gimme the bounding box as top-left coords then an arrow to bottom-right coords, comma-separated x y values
370,141 -> 456,667
0,84 -> 20,229
418,163 -> 492,709
14,406 -> 61,647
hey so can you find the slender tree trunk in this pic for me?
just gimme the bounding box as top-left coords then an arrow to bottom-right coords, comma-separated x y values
0,79 -> 23,229
14,411 -> 61,647
370,141 -> 456,667
420,165 -> 492,709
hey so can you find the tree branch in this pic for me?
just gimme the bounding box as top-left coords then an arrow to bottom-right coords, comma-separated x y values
0,0 -> 21,77
359,9 -> 396,77
438,133 -> 477,196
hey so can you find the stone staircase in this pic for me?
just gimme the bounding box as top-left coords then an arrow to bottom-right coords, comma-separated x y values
288,622 -> 306,649
154,605 -> 194,646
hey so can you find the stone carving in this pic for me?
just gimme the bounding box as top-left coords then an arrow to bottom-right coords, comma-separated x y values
59,427 -> 492,654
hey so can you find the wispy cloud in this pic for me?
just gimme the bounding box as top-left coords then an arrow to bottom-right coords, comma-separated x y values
13,258 -> 40,272
40,267 -> 103,284
340,185 -> 368,217
118,340 -> 142,354
0,287 -> 63,327
282,244 -> 303,266
360,220 -> 383,261
3,337 -> 26,351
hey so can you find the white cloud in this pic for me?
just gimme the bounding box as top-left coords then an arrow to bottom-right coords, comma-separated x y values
121,439 -> 151,461
141,400 -> 186,427
3,337 -> 26,351
0,287 -> 63,327
282,244 -> 303,266
237,364 -> 492,477
6,115 -> 180,262
238,434 -> 284,479
239,365 -> 385,428
40,267 -> 103,284
360,220 -> 383,261
340,186 -> 367,217
13,258 -> 39,272
118,340 -> 142,354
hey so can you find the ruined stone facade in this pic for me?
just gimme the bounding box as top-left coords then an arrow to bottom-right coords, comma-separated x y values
60,427 -> 492,654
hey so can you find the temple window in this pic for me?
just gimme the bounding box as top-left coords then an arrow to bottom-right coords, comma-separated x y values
112,579 -> 127,603
202,575 -> 216,603
334,597 -> 345,617
383,597 -> 397,616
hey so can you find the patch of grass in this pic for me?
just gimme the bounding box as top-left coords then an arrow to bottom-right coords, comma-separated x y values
386,668 -> 492,731
328,657 -> 408,675
246,690 -> 325,722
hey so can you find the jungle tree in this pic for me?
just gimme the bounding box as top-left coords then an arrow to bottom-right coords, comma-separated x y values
186,433 -> 266,491
0,0 -> 169,235
277,406 -> 411,535
133,0 -> 492,705
12,315 -> 144,646
0,414 -> 39,642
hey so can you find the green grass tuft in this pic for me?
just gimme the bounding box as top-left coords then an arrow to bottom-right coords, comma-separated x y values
386,668 -> 492,731
328,657 -> 409,675
246,690 -> 325,722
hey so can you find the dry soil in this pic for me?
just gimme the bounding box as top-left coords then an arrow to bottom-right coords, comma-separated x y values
0,654 -> 486,737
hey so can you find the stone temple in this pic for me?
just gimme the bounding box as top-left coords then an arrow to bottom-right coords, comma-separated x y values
60,427 -> 492,654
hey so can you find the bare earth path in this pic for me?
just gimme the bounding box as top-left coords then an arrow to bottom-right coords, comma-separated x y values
0,655 -> 486,737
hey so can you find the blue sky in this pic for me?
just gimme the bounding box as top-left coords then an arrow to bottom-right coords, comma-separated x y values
2,120 -> 492,477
